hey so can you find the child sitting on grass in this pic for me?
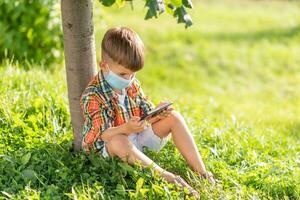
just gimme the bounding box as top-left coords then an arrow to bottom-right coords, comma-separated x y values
80,26 -> 215,198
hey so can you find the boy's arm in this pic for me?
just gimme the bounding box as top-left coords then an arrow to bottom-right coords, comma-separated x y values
100,124 -> 128,142
100,116 -> 146,141
80,94 -> 114,153
80,93 -> 147,153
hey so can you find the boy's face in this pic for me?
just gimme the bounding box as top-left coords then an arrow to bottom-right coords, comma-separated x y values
101,60 -> 135,80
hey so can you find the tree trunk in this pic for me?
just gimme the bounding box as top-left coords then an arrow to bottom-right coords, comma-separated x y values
61,0 -> 97,151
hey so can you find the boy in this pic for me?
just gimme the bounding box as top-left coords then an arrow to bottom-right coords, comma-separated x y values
80,27 -> 215,198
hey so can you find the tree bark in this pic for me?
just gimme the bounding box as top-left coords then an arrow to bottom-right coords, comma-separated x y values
61,0 -> 97,151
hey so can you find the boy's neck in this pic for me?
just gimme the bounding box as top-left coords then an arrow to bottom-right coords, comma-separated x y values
113,88 -> 123,95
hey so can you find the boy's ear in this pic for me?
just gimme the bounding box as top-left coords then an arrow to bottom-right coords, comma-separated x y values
100,61 -> 110,76
99,60 -> 107,70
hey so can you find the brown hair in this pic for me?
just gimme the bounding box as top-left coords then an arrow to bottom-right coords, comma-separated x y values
101,27 -> 145,72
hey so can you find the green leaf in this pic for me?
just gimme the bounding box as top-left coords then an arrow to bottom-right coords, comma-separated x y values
22,169 -> 37,181
115,184 -> 126,196
99,0 -> 116,7
173,6 -> 193,28
0,155 -> 14,163
144,0 -> 165,20
140,188 -> 149,196
136,177 -> 144,192
118,162 -> 135,172
21,152 -> 31,165
182,0 -> 193,9
152,184 -> 164,195
145,9 -> 155,20
88,155 -> 101,168
26,28 -> 33,43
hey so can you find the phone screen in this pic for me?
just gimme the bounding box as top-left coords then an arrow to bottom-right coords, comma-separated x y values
140,102 -> 173,121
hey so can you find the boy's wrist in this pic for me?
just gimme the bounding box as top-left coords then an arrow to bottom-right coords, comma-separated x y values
101,123 -> 130,142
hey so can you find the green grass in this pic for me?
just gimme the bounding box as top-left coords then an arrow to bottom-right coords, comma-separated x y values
1,0 -> 300,199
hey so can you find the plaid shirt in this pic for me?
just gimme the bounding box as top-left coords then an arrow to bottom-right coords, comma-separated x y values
80,68 -> 155,153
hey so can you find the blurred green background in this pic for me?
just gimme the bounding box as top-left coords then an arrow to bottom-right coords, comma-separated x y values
0,0 -> 299,199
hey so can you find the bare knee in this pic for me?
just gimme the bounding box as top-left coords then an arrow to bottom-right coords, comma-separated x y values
169,110 -> 184,125
105,134 -> 133,159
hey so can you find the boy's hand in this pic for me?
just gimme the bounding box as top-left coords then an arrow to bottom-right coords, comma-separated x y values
146,102 -> 174,123
124,116 -> 148,135
202,171 -> 216,185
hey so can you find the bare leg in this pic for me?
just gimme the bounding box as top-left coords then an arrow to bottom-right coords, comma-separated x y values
105,134 -> 176,182
151,110 -> 208,176
105,131 -> 201,198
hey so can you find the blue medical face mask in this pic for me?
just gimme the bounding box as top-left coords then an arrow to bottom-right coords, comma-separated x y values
104,64 -> 135,90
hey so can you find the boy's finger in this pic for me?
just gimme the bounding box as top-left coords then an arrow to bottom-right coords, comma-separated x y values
162,110 -> 169,114
136,119 -> 147,126
137,120 -> 144,126
135,126 -> 146,132
134,121 -> 145,127
133,122 -> 141,127
165,110 -> 172,116
157,115 -> 163,120
131,116 -> 141,122
160,110 -> 169,116
167,107 -> 174,111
